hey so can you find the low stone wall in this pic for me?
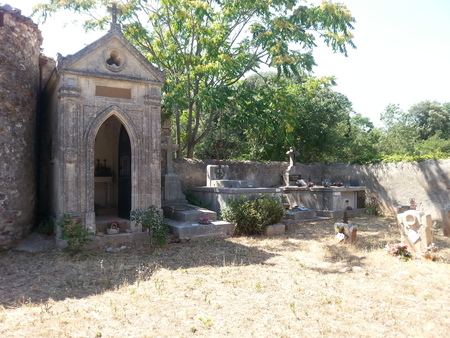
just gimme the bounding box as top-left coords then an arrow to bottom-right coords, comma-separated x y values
174,158 -> 450,221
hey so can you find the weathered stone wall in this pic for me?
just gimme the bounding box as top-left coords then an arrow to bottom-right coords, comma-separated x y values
174,159 -> 450,221
0,5 -> 42,248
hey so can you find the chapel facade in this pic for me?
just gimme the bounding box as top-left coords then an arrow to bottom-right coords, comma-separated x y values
0,4 -> 166,248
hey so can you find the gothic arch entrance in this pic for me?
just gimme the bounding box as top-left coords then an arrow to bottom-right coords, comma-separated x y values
94,116 -> 131,219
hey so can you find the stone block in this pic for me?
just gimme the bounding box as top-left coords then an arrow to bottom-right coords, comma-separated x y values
166,219 -> 236,240
397,210 -> 433,253
162,204 -> 216,222
284,209 -> 317,221
264,223 -> 285,237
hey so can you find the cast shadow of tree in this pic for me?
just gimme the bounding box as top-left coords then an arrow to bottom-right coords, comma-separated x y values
0,239 -> 276,307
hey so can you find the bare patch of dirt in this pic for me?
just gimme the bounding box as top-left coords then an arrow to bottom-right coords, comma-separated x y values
1,216 -> 450,337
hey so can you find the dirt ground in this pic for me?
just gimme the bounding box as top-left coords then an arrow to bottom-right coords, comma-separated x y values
1,215 -> 450,337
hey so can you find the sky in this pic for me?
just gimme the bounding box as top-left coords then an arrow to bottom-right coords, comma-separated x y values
15,0 -> 450,126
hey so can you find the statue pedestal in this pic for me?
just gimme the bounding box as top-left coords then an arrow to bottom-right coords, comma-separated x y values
284,165 -> 302,186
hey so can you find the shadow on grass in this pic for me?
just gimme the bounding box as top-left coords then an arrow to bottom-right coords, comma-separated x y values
0,238 -> 276,308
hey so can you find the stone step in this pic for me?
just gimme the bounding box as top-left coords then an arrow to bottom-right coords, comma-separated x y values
165,219 -> 235,240
162,203 -> 217,222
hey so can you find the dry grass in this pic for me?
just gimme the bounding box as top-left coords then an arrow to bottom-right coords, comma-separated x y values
1,216 -> 450,337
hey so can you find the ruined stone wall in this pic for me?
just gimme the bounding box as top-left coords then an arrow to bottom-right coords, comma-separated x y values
174,158 -> 450,221
0,5 -> 42,248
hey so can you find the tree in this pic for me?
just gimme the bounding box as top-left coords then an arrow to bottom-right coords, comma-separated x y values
341,112 -> 380,162
209,73 -> 353,162
379,104 -> 417,156
409,101 -> 450,140
35,0 -> 356,158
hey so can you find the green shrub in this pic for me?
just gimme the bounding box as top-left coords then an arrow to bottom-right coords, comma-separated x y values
221,195 -> 285,235
59,214 -> 94,253
131,206 -> 168,246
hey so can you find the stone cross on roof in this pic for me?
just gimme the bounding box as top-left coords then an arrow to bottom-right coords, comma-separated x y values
107,2 -> 122,30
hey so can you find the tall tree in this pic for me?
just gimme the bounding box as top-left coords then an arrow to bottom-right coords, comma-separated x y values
409,101 -> 450,140
35,0 -> 356,157
379,104 -> 417,156
217,74 -> 353,162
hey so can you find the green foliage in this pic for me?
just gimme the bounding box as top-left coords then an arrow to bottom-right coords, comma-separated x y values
221,74 -> 353,161
378,104 -> 417,156
221,195 -> 285,235
59,214 -> 93,253
184,190 -> 210,209
37,217 -> 54,235
131,206 -> 168,246
409,101 -> 450,141
365,194 -> 381,216
414,133 -> 450,157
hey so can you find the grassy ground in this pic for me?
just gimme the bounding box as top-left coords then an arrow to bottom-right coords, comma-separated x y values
1,216 -> 450,337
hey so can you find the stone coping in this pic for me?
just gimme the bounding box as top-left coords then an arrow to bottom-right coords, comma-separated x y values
192,187 -> 282,194
282,186 -> 366,191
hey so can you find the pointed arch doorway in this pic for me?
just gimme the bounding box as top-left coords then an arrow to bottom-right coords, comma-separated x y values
94,117 -> 131,220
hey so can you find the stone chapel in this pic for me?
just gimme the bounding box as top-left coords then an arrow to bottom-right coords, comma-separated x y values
0,4 -> 170,248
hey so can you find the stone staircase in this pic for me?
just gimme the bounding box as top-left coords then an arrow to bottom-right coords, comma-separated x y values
162,203 -> 235,240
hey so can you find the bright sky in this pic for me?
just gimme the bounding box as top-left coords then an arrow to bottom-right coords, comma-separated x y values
16,0 -> 450,126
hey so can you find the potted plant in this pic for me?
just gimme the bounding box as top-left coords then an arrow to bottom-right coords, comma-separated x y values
307,182 -> 314,187
107,220 -> 120,235
333,181 -> 343,187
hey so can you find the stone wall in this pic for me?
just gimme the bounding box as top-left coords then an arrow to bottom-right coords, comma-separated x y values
174,158 -> 324,189
174,158 -> 450,221
0,5 -> 42,248
322,160 -> 450,221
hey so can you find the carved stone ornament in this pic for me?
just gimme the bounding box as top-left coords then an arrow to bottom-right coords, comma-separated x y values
104,48 -> 126,72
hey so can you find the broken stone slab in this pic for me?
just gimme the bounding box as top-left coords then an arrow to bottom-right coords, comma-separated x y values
264,223 -> 285,237
334,222 -> 357,244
